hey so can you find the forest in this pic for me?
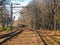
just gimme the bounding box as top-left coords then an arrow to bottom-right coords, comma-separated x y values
20,0 -> 60,30
0,0 -> 60,30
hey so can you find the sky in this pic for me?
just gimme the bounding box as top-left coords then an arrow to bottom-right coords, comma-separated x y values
5,0 -> 32,21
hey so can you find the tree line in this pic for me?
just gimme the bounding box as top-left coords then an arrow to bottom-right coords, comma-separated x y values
25,0 -> 60,30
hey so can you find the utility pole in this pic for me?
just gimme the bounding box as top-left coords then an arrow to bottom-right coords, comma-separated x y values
10,3 -> 13,29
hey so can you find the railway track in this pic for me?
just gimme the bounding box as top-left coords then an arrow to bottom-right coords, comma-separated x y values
48,35 -> 60,44
0,29 -> 23,45
36,31 -> 47,45
0,30 -> 20,39
41,35 -> 59,45
39,30 -> 60,44
32,30 -> 47,45
0,28 -> 60,45
35,30 -> 60,45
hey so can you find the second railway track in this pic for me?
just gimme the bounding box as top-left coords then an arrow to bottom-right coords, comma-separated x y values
32,30 -> 60,45
0,29 -> 23,45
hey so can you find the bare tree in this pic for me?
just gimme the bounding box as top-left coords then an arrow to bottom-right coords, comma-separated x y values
44,0 -> 59,30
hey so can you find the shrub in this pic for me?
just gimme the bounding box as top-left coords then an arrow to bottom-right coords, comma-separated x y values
1,27 -> 11,31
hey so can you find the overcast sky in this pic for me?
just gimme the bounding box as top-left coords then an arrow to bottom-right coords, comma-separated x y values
6,0 -> 32,21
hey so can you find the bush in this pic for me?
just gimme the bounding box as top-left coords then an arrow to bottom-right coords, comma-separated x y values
1,27 -> 11,31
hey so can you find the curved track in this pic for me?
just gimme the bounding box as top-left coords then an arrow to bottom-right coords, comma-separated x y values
0,29 -> 23,45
